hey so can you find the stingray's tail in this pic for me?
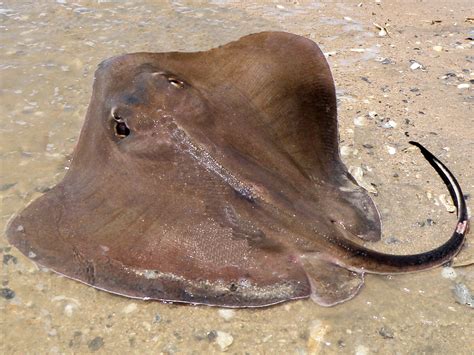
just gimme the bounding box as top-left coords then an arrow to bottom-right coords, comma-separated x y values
336,141 -> 469,274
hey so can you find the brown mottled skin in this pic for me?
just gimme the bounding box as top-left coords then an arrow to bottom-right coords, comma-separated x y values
6,32 -> 468,307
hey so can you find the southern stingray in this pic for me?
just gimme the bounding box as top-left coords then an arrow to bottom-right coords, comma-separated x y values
6,32 -> 469,307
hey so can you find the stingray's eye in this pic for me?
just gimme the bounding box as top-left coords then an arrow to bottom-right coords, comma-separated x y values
151,72 -> 185,89
168,78 -> 184,89
111,110 -> 130,138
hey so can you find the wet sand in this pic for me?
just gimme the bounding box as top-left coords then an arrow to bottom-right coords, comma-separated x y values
1,1 -> 473,354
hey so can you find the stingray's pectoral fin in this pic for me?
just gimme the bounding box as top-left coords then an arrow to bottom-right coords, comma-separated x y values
300,254 -> 364,307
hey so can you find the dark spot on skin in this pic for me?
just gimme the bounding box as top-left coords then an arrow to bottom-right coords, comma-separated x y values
124,95 -> 140,105
1,288 -> 15,300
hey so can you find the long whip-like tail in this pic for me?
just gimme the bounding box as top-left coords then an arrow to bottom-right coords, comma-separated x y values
334,141 -> 469,274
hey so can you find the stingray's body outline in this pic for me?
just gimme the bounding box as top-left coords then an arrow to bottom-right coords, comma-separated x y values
6,32 -> 469,307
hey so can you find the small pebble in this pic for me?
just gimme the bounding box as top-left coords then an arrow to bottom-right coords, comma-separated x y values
307,320 -> 329,353
379,326 -> 395,339
354,116 -> 367,127
410,62 -> 423,70
368,111 -> 378,119
1,288 -> 15,300
348,166 -> 378,194
64,303 -> 77,317
384,236 -> 400,245
457,83 -> 470,89
432,45 -> 443,52
218,309 -> 235,321
215,331 -> 233,351
324,51 -> 338,57
207,330 -> 218,341
453,283 -> 474,308
439,194 -> 456,213
3,255 -> 18,265
142,321 -> 151,331
441,267 -> 457,280
122,303 -> 138,314
387,146 -> 397,155
355,345 -> 369,355
340,145 -> 352,157
381,120 -> 397,128
88,337 -> 104,352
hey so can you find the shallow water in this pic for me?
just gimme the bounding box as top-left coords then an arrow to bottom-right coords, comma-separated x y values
1,1 -> 473,354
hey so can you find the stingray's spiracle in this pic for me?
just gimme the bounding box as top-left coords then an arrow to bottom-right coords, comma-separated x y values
111,109 -> 130,138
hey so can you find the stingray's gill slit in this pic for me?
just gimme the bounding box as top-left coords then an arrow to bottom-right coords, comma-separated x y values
111,108 -> 130,138
331,141 -> 469,274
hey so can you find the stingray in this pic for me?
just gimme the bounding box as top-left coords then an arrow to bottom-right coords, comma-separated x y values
6,32 -> 469,307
